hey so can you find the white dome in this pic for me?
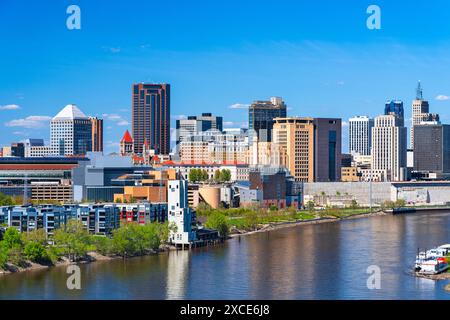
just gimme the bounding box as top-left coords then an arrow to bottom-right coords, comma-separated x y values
53,104 -> 88,120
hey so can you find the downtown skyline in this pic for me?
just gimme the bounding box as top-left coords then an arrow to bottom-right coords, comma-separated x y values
2,0 -> 450,154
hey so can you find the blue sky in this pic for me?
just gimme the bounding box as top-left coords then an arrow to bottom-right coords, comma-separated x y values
1,0 -> 450,153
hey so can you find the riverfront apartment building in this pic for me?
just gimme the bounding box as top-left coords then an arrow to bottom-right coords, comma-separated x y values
248,97 -> 287,144
371,115 -> 407,181
413,124 -> 450,179
132,83 -> 170,155
168,180 -> 196,246
349,116 -> 373,156
50,104 -> 93,156
175,113 -> 223,155
0,204 -> 120,236
272,117 -> 342,182
90,117 -> 104,152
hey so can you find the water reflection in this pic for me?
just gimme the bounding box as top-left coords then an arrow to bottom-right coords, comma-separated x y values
2,211 -> 450,299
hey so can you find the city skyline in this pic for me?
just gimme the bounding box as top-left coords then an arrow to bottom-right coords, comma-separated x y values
2,1 -> 450,154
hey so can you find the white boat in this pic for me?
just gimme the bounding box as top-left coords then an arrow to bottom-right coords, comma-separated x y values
415,257 -> 449,275
416,247 -> 449,260
415,244 -> 450,274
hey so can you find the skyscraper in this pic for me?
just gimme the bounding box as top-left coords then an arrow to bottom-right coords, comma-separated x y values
249,97 -> 287,144
413,124 -> 450,178
384,100 -> 404,126
132,83 -> 170,155
371,115 -> 407,181
272,117 -> 342,182
175,113 -> 223,155
90,117 -> 104,152
411,81 -> 439,148
51,104 -> 92,156
349,116 -> 374,156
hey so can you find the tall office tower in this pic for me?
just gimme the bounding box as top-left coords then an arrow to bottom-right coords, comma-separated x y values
410,82 -> 440,148
384,100 -> 404,126
51,104 -> 92,156
349,116 -> 374,156
120,130 -> 133,156
132,83 -> 170,155
248,97 -> 287,144
371,115 -> 407,181
272,117 -> 342,182
413,124 -> 450,179
167,180 -> 196,246
175,113 -> 223,155
90,117 -> 104,152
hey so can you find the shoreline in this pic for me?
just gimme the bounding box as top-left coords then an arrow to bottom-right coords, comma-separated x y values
229,210 -> 388,238
0,248 -> 169,276
2,206 -> 448,276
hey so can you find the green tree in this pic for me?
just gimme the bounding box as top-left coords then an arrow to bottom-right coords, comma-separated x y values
189,169 -> 200,182
395,199 -> 406,208
200,170 -> 209,181
221,169 -> 231,182
205,212 -> 229,238
214,170 -> 222,182
7,245 -> 26,267
0,242 -> 8,270
21,229 -> 47,245
112,224 -> 140,257
306,201 -> 315,213
0,193 -> 14,206
23,242 -> 48,263
350,199 -> 359,210
53,220 -> 91,262
3,228 -> 22,249
91,235 -> 114,256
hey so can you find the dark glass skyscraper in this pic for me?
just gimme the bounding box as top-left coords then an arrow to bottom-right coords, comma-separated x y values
385,100 -> 404,126
414,124 -> 450,176
132,83 -> 170,155
248,97 -> 287,143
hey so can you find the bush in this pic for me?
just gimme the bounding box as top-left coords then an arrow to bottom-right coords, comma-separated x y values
205,212 -> 229,238
3,228 -> 22,249
91,235 -> 114,256
0,242 -> 8,270
23,242 -> 48,263
7,245 -> 26,267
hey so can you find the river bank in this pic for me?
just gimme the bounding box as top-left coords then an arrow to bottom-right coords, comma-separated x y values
229,209 -> 387,238
0,248 -> 170,276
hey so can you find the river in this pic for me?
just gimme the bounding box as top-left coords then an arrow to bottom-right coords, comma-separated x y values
1,210 -> 450,299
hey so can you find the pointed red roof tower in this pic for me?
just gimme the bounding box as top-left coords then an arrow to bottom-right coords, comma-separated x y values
121,130 -> 133,143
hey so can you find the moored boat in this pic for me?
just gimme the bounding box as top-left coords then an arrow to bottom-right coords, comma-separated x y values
415,245 -> 450,275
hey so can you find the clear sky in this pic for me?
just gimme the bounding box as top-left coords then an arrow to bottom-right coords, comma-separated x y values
1,0 -> 450,153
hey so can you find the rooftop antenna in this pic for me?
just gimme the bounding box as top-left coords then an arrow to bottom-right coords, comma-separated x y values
416,81 -> 423,100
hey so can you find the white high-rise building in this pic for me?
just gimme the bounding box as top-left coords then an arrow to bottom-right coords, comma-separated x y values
168,180 -> 196,246
349,116 -> 374,156
50,104 -> 92,156
371,115 -> 407,181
